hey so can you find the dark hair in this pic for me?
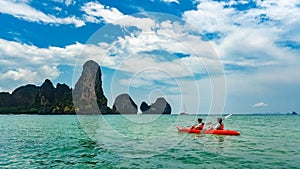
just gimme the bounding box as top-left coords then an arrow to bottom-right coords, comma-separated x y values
217,118 -> 222,123
198,118 -> 203,123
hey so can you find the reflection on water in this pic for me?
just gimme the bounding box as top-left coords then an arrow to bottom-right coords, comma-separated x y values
216,135 -> 225,142
195,134 -> 227,154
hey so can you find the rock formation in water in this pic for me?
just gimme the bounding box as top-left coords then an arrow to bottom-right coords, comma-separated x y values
73,60 -> 112,114
287,111 -> 298,115
0,80 -> 74,114
0,84 -> 40,113
140,101 -> 150,112
112,93 -> 137,114
0,92 -> 11,108
52,83 -> 73,114
12,84 -> 39,109
36,79 -> 55,114
140,98 -> 171,114
0,60 -> 173,115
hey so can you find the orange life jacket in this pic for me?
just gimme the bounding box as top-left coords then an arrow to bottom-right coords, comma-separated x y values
199,124 -> 204,130
218,124 -> 224,130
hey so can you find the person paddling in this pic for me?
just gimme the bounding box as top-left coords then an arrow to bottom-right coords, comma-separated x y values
191,118 -> 204,130
213,117 -> 224,130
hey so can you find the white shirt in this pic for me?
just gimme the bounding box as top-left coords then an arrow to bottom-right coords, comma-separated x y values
214,123 -> 221,129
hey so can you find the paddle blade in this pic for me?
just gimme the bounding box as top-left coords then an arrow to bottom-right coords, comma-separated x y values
225,114 -> 232,119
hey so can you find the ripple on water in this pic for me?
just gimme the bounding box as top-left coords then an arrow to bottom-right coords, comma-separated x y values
0,115 -> 299,168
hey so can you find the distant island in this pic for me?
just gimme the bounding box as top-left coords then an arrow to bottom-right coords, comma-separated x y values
0,60 -> 171,115
287,111 -> 298,115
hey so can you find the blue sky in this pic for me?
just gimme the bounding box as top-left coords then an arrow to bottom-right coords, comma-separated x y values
0,0 -> 300,114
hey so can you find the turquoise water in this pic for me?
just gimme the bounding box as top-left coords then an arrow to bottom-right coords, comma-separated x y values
0,114 -> 299,168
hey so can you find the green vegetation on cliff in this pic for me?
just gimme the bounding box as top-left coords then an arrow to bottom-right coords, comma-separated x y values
0,80 -> 74,114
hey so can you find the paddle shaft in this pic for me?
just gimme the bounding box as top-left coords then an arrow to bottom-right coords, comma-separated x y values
207,114 -> 232,129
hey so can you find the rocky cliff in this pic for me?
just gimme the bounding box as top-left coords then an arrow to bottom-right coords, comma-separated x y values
0,92 -> 11,108
73,60 -> 113,114
0,80 -> 74,114
112,93 -> 137,114
0,60 -> 172,115
140,101 -> 150,112
140,98 -> 171,114
0,84 -> 40,113
52,83 -> 73,114
12,84 -> 39,108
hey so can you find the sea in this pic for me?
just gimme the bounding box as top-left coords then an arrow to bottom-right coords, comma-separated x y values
0,114 -> 299,168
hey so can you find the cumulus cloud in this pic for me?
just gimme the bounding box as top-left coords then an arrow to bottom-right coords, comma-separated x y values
81,2 -> 156,32
97,30 -> 222,79
24,13 -> 215,98
162,0 -> 179,4
253,102 -> 268,108
183,0 -> 300,37
180,0 -> 300,112
183,1 -> 236,34
183,0 -> 300,70
0,68 -> 37,81
1,0 -> 299,113
0,66 -> 59,83
0,39 -> 85,66
0,0 -> 85,27
81,2 -> 124,24
0,38 -> 106,87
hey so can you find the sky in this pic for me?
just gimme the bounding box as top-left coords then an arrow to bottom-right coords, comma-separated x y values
0,0 -> 299,114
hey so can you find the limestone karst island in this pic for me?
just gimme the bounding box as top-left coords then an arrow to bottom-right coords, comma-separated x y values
0,60 -> 171,115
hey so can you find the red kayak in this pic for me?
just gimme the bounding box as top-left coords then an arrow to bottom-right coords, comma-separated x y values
176,126 -> 240,136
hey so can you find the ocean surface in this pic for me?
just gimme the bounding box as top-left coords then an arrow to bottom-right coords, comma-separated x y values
0,114 -> 299,168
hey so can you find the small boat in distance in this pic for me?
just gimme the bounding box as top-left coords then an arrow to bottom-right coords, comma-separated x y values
180,112 -> 189,115
180,104 -> 189,115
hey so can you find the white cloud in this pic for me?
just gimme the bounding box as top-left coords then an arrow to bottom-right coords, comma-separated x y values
1,0 -> 299,114
0,38 -> 85,85
180,0 -> 300,113
0,39 -> 84,66
184,0 -> 300,35
65,0 -> 73,6
115,15 -> 156,32
183,0 -> 300,68
110,54 -> 194,78
0,68 -> 37,81
81,2 -> 156,32
183,0 -> 300,38
253,102 -> 268,108
256,0 -> 300,25
183,1 -> 237,34
81,2 -> 124,24
0,66 -> 59,83
0,37 -> 121,91
216,28 -> 286,68
162,0 -> 179,4
98,32 -> 222,79
0,0 -> 85,27
54,7 -> 62,11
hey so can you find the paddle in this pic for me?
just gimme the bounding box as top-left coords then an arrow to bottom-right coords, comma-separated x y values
224,113 -> 232,119
182,114 -> 232,128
